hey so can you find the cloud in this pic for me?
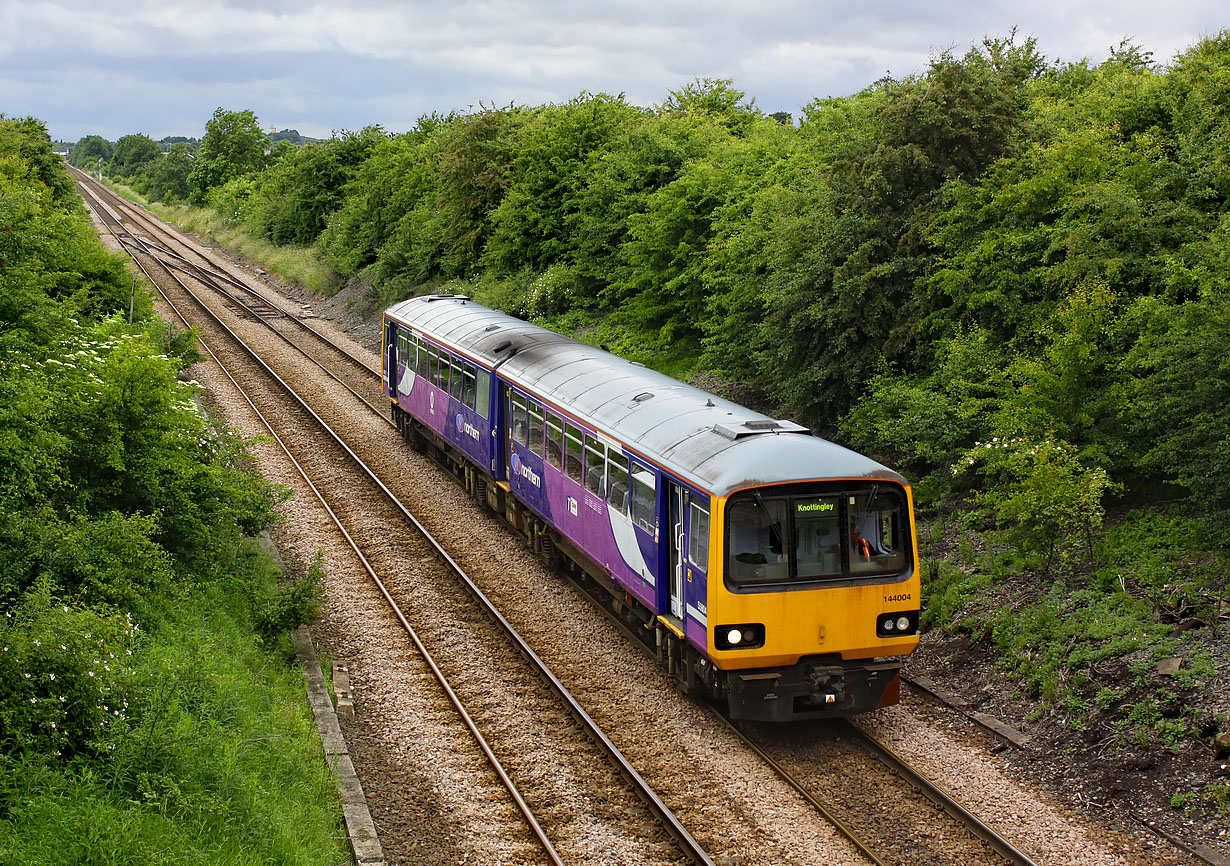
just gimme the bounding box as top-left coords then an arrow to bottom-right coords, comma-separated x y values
1,0 -> 1225,141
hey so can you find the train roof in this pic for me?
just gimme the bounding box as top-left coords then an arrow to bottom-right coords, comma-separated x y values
385,295 -> 906,498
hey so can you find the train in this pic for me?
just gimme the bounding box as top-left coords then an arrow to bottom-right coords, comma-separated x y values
382,295 -> 921,722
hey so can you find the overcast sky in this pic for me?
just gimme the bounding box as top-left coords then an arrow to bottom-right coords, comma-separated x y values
2,0 -> 1226,143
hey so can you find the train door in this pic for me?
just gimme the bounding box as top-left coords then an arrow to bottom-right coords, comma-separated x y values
667,481 -> 688,620
384,322 -> 397,398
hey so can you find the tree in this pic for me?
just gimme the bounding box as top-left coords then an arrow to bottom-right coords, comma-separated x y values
1,117 -> 78,206
67,134 -> 113,169
757,35 -> 1043,431
111,133 -> 161,176
136,142 -> 193,203
482,94 -> 641,274
247,126 -> 388,246
659,78 -> 762,134
1122,285 -> 1230,510
188,107 -> 267,203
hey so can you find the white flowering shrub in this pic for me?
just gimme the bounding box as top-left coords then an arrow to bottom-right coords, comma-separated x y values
525,264 -> 580,319
0,589 -> 136,762
954,435 -> 1115,569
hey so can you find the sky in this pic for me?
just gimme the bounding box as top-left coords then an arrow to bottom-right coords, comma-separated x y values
2,0 -> 1226,143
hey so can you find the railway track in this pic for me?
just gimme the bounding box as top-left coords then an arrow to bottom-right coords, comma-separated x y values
74,174 -> 1187,866
76,171 -> 719,866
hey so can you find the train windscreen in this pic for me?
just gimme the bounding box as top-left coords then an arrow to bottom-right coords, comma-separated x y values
726,482 -> 910,588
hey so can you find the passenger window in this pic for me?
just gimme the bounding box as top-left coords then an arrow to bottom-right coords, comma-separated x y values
584,435 -> 605,497
427,347 -> 438,385
564,423 -> 584,484
527,401 -> 544,458
415,337 -> 427,377
510,393 -> 528,445
689,501 -> 710,569
462,363 -> 477,411
475,369 -> 491,419
630,461 -> 656,532
545,412 -> 563,470
449,357 -> 464,401
607,450 -> 629,514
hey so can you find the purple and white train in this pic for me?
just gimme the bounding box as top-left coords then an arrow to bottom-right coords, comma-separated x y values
383,295 -> 921,721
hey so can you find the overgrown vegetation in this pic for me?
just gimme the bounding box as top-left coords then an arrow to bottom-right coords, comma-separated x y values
72,31 -> 1230,777
3,116 -> 342,862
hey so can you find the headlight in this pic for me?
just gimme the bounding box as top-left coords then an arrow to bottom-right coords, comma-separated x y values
715,623 -> 765,650
876,611 -> 918,638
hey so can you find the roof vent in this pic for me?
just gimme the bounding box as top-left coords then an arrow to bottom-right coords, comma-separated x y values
713,419 -> 810,440
493,339 -> 513,353
484,324 -> 501,332
633,392 -> 654,403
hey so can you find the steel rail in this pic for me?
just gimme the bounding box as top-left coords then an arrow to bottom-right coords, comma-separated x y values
74,177 -> 390,422
843,720 -> 1041,866
81,177 -> 717,866
70,168 -> 380,382
93,198 -> 570,866
75,171 -> 1223,866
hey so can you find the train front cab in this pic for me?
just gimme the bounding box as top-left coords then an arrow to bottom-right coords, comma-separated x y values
705,479 -> 921,722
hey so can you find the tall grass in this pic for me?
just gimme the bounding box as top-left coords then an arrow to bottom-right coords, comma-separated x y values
0,555 -> 345,866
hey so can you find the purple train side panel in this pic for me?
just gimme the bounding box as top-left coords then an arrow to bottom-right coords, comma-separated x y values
507,435 -> 661,615
385,311 -> 710,656
390,344 -> 497,473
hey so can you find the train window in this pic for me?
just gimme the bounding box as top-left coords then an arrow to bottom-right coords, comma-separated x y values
427,347 -> 438,386
564,423 -> 584,484
449,356 -> 464,401
438,351 -> 450,391
527,400 -> 544,458
437,349 -> 450,391
607,450 -> 629,514
509,392 -> 528,445
689,500 -> 710,569
630,461 -> 656,532
725,484 -> 911,588
475,369 -> 491,419
584,435 -> 606,497
545,412 -> 563,470
795,496 -> 842,578
415,337 -> 428,377
462,363 -> 477,411
727,497 -> 789,585
849,490 -> 908,575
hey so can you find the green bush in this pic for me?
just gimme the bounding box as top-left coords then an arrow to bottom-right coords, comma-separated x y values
0,587 -> 137,762
0,578 -> 344,866
252,553 -> 325,645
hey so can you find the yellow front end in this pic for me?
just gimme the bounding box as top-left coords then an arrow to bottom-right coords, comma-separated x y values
704,482 -> 921,720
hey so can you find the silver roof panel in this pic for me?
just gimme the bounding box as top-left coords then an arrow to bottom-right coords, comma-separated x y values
385,296 -> 905,497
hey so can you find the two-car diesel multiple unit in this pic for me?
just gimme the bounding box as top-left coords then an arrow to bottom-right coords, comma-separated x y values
383,295 -> 921,722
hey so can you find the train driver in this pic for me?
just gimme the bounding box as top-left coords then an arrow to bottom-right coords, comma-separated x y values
850,522 -> 873,560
